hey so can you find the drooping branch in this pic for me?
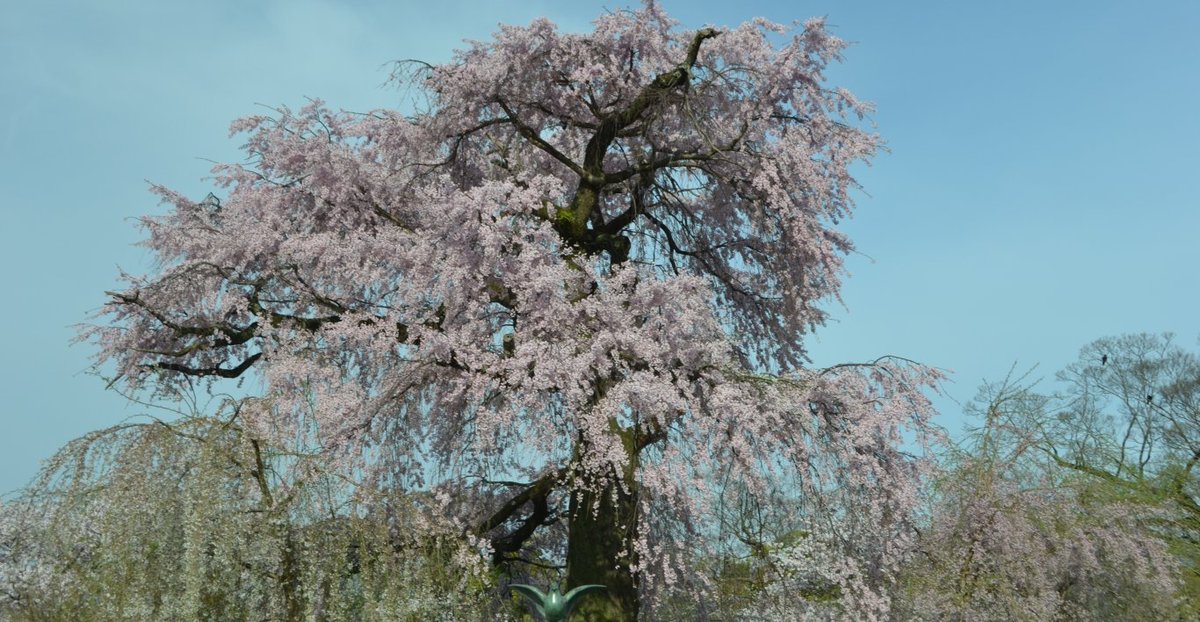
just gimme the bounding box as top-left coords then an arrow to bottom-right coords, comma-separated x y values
474,467 -> 567,563
151,352 -> 263,379
488,490 -> 553,564
476,467 -> 566,534
108,289 -> 258,344
110,222 -> 524,383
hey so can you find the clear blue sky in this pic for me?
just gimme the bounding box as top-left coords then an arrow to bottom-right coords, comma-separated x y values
2,0 -> 1197,495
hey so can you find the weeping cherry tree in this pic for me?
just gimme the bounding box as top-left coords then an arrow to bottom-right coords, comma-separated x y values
81,3 -> 941,619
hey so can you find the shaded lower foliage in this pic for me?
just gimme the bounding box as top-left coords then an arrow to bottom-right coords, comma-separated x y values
0,403 -> 505,621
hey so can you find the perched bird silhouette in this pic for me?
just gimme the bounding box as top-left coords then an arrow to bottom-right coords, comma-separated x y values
1101,354 -> 1108,366
1147,394 -> 1154,404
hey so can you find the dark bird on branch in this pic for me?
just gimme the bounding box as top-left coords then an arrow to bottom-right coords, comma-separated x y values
1147,394 -> 1154,404
1101,354 -> 1108,366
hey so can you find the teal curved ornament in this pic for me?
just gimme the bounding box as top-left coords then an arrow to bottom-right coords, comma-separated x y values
509,583 -> 606,621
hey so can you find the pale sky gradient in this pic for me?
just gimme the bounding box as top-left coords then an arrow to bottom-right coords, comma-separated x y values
2,0 -> 1197,495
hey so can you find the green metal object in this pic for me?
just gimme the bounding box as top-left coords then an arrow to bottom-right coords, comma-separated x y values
509,582 -> 606,621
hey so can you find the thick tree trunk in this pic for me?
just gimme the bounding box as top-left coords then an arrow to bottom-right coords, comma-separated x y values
565,468 -> 640,621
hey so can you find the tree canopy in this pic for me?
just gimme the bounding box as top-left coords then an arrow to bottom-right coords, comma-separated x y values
76,3 -> 944,619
